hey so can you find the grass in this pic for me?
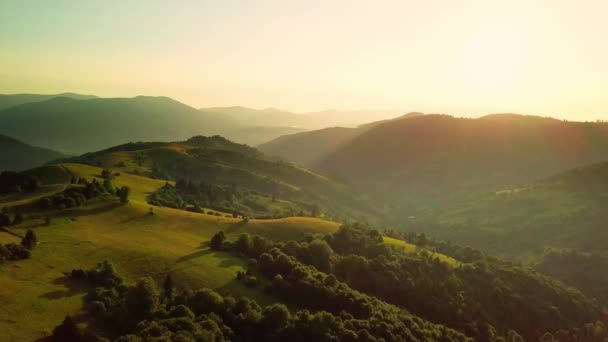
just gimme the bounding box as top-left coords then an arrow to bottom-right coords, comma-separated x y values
0,162 -> 455,340
384,237 -> 461,266
0,231 -> 21,244
0,163 -> 342,341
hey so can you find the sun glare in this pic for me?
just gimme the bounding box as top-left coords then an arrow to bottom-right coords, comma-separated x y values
457,25 -> 526,95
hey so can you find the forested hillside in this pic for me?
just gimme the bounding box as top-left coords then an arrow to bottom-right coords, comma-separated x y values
61,135 -> 382,223
0,135 -> 66,171
259,112 -> 423,166
315,114 -> 608,203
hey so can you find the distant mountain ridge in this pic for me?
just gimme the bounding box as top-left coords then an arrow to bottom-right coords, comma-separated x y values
0,92 -> 98,111
0,93 -> 405,153
259,112 -> 424,166
315,113 -> 608,198
200,106 -> 402,129
0,134 -> 66,171
0,95 -> 231,154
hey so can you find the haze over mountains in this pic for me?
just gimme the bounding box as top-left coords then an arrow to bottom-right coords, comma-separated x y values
5,91 -> 608,340
0,135 -> 66,172
0,93 -> 403,154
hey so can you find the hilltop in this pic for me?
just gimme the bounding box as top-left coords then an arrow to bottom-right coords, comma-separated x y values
0,96 -> 240,154
59,136 -> 382,223
259,112 -> 423,166
0,134 -> 67,171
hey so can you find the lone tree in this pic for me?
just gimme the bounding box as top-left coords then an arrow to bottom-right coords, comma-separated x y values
12,211 -> 23,226
52,315 -> 81,342
163,273 -> 174,300
0,211 -> 10,227
117,186 -> 131,203
21,229 -> 37,249
210,231 -> 226,250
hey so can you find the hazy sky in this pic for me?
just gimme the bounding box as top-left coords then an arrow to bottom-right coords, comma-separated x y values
1,0 -> 607,120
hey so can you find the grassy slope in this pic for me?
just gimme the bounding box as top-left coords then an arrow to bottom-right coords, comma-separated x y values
0,134 -> 67,172
0,163 -> 341,341
0,163 -> 455,341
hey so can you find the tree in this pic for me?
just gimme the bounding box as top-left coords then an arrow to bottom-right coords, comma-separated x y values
103,177 -> 114,194
52,315 -> 82,342
0,211 -> 10,227
262,303 -> 291,331
311,205 -> 321,217
12,212 -> 23,225
44,216 -> 51,226
236,233 -> 252,254
117,186 -> 131,203
126,277 -> 160,323
210,231 -> 226,250
540,332 -> 555,342
21,229 -> 37,249
187,288 -> 224,315
163,273 -> 174,301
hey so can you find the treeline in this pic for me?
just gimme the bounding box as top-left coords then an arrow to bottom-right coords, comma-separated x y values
211,224 -> 605,341
148,179 -> 321,219
58,260 -> 468,342
0,171 -> 40,194
0,229 -> 37,263
37,175 -> 130,211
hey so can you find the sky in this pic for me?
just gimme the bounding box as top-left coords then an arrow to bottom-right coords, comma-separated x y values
1,0 -> 607,120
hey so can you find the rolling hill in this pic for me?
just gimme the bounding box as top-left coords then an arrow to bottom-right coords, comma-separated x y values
0,162 -> 468,340
259,112 -> 423,166
0,96 -> 241,154
200,106 -> 403,130
0,134 -> 67,171
60,135 -> 383,223
413,160 -> 608,259
0,162 -> 344,340
313,114 -> 608,208
0,96 -> 315,154
0,92 -> 98,111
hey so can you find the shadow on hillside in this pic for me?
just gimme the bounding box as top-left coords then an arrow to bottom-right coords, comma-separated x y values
34,312 -> 90,342
219,256 -> 244,268
39,275 -> 87,300
225,220 -> 248,234
118,212 -> 153,224
17,221 -> 47,230
56,200 -> 123,218
176,248 -> 214,263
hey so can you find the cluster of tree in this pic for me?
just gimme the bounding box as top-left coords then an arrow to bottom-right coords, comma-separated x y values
36,177 -> 130,211
210,224 -> 605,341
0,229 -> 36,263
148,180 -> 319,219
0,171 -> 40,194
57,260 -> 467,342
211,233 -> 470,341
0,207 -> 23,227
148,180 -> 238,212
